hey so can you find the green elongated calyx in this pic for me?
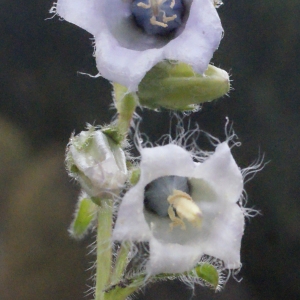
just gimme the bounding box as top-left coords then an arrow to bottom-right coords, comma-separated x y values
69,195 -> 97,239
138,61 -> 230,111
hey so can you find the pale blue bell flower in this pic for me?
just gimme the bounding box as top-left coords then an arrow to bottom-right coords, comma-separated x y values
131,0 -> 184,35
52,0 -> 223,91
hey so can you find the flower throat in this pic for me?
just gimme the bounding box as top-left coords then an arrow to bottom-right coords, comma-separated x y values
131,0 -> 185,35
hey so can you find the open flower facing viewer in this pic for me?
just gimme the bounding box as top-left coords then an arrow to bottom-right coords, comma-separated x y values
113,137 -> 245,277
51,0 -> 223,90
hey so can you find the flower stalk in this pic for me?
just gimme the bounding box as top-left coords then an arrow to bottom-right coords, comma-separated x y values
90,82 -> 138,300
93,84 -> 137,300
95,198 -> 113,300
113,83 -> 138,137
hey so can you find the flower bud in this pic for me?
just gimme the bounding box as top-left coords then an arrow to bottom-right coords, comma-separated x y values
66,126 -> 128,198
138,61 -> 230,111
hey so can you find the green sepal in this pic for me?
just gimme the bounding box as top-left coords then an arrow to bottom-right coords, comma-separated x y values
106,261 -> 219,299
104,284 -> 139,300
191,263 -> 219,289
104,277 -> 144,300
102,126 -> 124,146
69,196 -> 97,239
90,196 -> 102,206
71,125 -> 94,151
103,261 -> 219,300
138,61 -> 230,111
153,262 -> 219,289
129,168 -> 141,185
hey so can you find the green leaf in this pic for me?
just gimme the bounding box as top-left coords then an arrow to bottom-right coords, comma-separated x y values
69,196 -> 97,239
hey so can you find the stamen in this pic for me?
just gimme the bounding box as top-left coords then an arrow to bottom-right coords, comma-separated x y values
137,0 -> 162,16
150,16 -> 168,28
168,202 -> 186,230
144,176 -> 190,217
137,2 -> 151,9
150,0 -> 161,16
167,190 -> 203,230
162,12 -> 177,23
132,0 -> 184,35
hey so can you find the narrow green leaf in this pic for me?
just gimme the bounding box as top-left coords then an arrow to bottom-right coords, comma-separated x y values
69,196 -> 97,239
110,242 -> 130,286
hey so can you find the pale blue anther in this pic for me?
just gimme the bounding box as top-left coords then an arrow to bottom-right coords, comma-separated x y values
144,175 -> 190,217
131,0 -> 184,35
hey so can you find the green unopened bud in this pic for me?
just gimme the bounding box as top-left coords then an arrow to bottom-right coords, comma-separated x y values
66,125 -> 128,198
138,61 -> 230,111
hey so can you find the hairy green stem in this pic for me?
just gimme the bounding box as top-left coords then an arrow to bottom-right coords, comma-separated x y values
94,85 -> 137,300
113,83 -> 137,137
95,199 -> 113,300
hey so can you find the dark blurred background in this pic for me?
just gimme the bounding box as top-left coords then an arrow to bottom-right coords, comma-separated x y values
0,0 -> 299,299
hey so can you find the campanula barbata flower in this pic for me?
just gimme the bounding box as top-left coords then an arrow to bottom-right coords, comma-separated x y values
113,141 -> 244,275
66,126 -> 128,198
52,0 -> 223,91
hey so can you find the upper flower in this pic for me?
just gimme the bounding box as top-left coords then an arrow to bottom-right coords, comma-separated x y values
113,141 -> 244,275
52,0 -> 223,91
66,126 -> 128,198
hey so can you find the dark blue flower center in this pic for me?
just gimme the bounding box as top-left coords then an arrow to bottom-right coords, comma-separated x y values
144,175 -> 190,217
131,0 -> 185,35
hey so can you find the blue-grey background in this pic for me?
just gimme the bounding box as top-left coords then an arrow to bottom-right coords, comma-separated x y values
0,0 -> 299,299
